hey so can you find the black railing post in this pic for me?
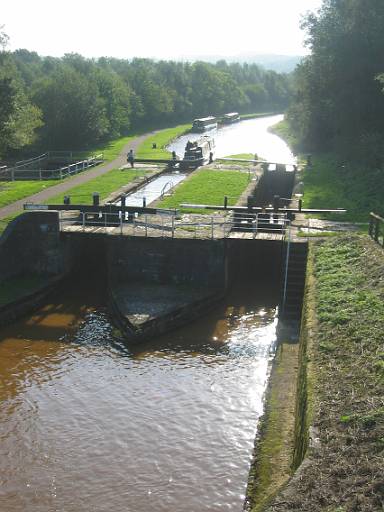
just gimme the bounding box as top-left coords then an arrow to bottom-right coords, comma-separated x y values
93,193 -> 100,207
374,218 -> 379,242
369,213 -> 374,238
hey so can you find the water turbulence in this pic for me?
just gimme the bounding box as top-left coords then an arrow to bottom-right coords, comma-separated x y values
0,268 -> 278,512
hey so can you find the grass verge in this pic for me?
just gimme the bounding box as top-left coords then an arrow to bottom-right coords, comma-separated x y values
0,134 -> 141,211
301,154 -> 384,222
0,180 -> 58,208
240,112 -> 279,120
87,134 -> 140,161
157,168 -> 250,213
266,234 -> 384,511
45,168 -> 150,205
136,124 -> 191,159
270,119 -> 384,223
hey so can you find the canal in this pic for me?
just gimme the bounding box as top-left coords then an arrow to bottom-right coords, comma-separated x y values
168,113 -> 295,163
0,115 -> 293,512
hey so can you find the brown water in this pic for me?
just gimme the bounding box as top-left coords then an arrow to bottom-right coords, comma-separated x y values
0,279 -> 278,512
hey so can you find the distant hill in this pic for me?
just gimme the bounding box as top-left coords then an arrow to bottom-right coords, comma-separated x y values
236,54 -> 303,73
174,53 -> 303,73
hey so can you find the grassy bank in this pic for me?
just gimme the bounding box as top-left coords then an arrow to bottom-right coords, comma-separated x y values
0,134 -> 140,211
0,124 -> 182,213
240,112 -> 280,120
271,119 -> 384,223
136,124 -> 191,159
45,168 -> 150,205
266,234 -> 384,511
157,167 -> 250,213
0,180 -> 58,208
302,155 -> 384,222
268,119 -> 300,153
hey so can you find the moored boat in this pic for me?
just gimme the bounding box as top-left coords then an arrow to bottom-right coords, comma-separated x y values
191,116 -> 217,132
221,112 -> 240,124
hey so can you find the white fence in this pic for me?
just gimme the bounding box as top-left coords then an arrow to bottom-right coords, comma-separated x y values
1,154 -> 103,182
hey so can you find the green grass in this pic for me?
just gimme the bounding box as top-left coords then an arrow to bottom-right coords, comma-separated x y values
301,154 -> 384,222
270,120 -> 384,223
84,134 -> 140,162
158,168 -> 250,213
0,180 -> 58,208
217,153 -> 257,167
0,134 -> 141,210
46,168 -> 149,205
240,112 -> 279,120
136,124 -> 191,159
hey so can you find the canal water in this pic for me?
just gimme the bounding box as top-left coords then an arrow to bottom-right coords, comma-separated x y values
168,113 -> 295,164
122,173 -> 187,206
0,114 -> 291,512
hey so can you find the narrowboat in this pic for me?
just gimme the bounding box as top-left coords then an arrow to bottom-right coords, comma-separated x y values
191,116 -> 217,132
181,136 -> 215,169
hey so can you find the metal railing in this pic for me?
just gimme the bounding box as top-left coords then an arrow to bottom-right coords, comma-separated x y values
369,212 -> 384,247
58,210 -> 290,240
1,154 -> 103,182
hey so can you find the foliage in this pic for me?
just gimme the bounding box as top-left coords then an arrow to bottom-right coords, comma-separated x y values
288,0 -> 384,160
301,154 -> 384,222
0,35 -> 293,156
0,33 -> 42,157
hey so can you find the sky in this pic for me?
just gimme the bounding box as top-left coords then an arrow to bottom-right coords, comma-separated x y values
2,0 -> 323,60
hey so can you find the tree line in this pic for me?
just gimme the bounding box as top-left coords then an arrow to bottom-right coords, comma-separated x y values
287,0 -> 384,166
0,31 -> 292,157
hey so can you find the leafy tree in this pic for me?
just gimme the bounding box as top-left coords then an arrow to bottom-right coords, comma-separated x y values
32,67 -> 108,148
0,29 -> 42,157
288,0 -> 384,157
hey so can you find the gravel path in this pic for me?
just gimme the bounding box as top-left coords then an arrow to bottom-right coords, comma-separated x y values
0,131 -> 158,220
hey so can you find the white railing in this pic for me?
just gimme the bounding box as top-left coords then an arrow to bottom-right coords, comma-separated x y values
2,154 -> 103,181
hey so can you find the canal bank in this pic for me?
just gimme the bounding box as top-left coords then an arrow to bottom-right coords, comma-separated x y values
246,234 -> 384,512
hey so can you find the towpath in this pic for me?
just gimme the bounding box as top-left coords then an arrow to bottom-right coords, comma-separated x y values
0,131 -> 159,220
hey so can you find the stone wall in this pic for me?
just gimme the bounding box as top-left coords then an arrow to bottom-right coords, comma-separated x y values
0,211 -> 65,282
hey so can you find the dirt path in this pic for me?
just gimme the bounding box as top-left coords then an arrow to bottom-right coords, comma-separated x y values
0,131 -> 158,220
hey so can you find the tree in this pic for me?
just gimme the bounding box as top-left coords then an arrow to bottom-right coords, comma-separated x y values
0,29 -> 42,157
288,0 -> 384,155
33,67 -> 108,148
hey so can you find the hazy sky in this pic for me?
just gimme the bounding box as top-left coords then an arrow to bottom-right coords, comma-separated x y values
2,0 -> 323,59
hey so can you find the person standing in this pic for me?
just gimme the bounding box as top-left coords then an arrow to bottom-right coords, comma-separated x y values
127,149 -> 134,168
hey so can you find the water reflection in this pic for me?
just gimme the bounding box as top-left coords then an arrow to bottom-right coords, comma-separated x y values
0,284 -> 277,512
168,114 -> 296,164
